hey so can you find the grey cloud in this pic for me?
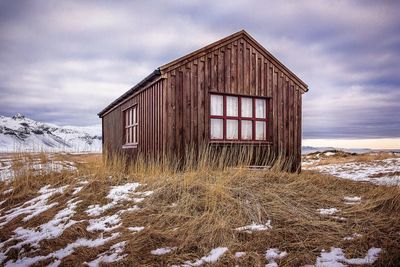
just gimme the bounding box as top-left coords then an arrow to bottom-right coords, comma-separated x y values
0,0 -> 399,138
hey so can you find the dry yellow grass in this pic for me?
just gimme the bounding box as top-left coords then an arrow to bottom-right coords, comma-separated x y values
0,151 -> 399,266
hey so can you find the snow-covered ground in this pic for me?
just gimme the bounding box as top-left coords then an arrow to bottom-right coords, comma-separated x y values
0,154 -> 78,181
0,113 -> 101,152
0,182 -> 153,266
304,157 -> 400,186
303,151 -> 400,186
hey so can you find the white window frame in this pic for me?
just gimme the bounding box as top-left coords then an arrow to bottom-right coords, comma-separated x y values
123,105 -> 138,148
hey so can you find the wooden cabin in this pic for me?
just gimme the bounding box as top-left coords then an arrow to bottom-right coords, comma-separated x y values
98,30 -> 308,171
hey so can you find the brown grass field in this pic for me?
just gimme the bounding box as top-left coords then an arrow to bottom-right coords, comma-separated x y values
0,151 -> 399,266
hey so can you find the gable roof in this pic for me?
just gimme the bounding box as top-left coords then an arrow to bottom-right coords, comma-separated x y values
98,30 -> 308,117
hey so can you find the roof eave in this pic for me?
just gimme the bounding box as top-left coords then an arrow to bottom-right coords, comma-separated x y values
97,69 -> 161,117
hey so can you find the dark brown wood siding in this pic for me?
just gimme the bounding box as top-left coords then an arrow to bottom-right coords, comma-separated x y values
102,34 -> 305,171
161,37 -> 304,170
103,79 -> 165,159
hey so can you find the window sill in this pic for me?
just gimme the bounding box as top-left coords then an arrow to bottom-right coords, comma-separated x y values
209,140 -> 272,146
122,144 -> 138,149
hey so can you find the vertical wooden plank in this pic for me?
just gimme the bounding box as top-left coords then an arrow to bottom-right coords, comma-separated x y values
272,67 -> 278,155
161,79 -> 165,155
147,89 -> 150,154
225,45 -> 231,93
260,56 -> 264,96
251,49 -> 256,95
290,81 -> 295,168
238,39 -> 244,93
244,42 -> 250,95
183,65 -> 191,148
231,41 -> 237,94
176,69 -> 184,159
170,71 -> 177,155
205,55 -> 211,143
293,84 -> 298,167
192,60 -> 198,148
298,87 -> 302,170
212,52 -> 218,91
155,84 -> 158,155
279,73 -> 284,155
218,48 -> 224,92
267,61 -> 273,97
198,56 -> 205,146
284,78 -> 289,157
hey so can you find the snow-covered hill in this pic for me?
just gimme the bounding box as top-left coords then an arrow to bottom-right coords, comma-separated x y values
0,113 -> 101,152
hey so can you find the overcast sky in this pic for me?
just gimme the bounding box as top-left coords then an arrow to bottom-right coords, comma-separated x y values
0,0 -> 399,140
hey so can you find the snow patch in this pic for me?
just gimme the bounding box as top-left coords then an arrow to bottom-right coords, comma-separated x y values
265,248 -> 287,267
315,247 -> 381,266
0,185 -> 67,228
343,196 -> 361,202
173,247 -> 228,266
85,241 -> 127,267
235,252 -> 246,258
128,226 -> 145,232
343,233 -> 362,241
72,186 -> 83,195
318,208 -> 340,215
86,183 -> 146,216
87,214 -> 122,232
4,233 -> 120,267
2,188 -> 13,195
235,220 -> 272,233
151,247 -> 177,255
3,198 -> 82,253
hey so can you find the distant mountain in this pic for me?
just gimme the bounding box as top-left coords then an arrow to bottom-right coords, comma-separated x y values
0,113 -> 101,152
302,146 -> 376,155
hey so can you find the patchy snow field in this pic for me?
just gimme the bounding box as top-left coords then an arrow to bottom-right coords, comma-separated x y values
0,182 -> 153,266
0,152 -> 397,266
0,153 -> 78,181
303,151 -> 400,186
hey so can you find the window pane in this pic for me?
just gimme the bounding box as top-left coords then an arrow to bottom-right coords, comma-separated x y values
133,126 -> 136,143
241,97 -> 252,117
210,119 -> 223,139
256,99 -> 266,118
133,107 -> 136,124
210,95 -> 223,116
256,121 -> 266,140
125,111 -> 129,127
130,127 -> 133,143
125,129 -> 129,144
241,120 -> 252,140
226,120 -> 238,139
226,96 -> 238,116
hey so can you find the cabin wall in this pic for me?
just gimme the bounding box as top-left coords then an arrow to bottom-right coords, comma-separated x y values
102,79 -> 165,159
102,36 -> 304,170
163,37 -> 303,170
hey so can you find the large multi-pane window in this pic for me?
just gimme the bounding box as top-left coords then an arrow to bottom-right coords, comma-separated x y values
210,94 -> 268,141
123,105 -> 138,147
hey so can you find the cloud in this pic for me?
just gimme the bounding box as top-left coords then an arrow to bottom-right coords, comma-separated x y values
0,0 -> 399,139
